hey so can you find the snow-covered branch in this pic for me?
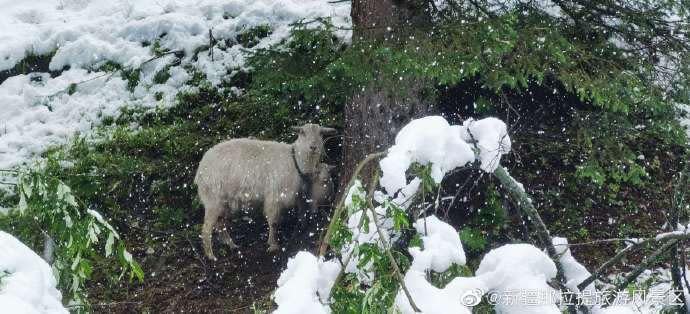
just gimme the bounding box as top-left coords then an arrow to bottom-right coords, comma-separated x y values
275,114 -> 687,313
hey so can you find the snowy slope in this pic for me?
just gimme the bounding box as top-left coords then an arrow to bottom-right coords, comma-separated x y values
0,0 -> 350,169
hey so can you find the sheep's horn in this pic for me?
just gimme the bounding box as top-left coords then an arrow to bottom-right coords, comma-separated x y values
320,127 -> 337,135
291,126 -> 301,132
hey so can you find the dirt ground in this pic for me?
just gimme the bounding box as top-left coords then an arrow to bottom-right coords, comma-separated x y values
89,211 -> 325,314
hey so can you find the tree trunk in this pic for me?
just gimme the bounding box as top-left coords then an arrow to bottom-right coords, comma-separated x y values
42,234 -> 55,264
340,0 -> 433,189
341,85 -> 433,186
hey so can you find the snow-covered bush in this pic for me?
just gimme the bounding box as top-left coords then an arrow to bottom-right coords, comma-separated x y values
271,115 -> 686,313
0,157 -> 142,307
271,115 -> 561,313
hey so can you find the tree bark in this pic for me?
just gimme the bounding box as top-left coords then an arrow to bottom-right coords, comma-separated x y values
42,233 -> 55,264
341,0 -> 433,188
341,85 -> 433,187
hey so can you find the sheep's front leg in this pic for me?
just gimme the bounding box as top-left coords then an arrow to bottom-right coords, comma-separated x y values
265,201 -> 281,252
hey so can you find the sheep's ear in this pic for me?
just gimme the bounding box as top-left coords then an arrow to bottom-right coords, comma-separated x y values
326,165 -> 336,173
320,127 -> 337,135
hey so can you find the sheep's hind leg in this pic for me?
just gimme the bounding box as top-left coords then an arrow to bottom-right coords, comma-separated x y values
201,201 -> 223,261
218,217 -> 239,250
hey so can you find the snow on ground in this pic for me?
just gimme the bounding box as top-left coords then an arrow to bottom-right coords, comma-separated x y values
0,231 -> 68,314
0,0 -> 350,169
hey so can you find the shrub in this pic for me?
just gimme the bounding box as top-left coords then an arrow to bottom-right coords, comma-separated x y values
0,157 -> 143,307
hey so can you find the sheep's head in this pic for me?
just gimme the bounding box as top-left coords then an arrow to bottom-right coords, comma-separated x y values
291,124 -> 336,176
309,164 -> 336,213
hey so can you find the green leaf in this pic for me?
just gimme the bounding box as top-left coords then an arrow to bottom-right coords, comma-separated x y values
63,215 -> 73,228
22,178 -> 32,199
129,259 -> 144,282
67,83 -> 77,95
17,193 -> 27,214
360,211 -> 370,234
5,159 -> 145,305
459,228 -> 487,253
71,252 -> 82,271
388,201 -> 409,231
105,232 -> 115,257
408,233 -> 423,249
121,248 -> 132,263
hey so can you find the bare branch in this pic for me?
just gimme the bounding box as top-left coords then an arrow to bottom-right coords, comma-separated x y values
602,240 -> 679,307
577,232 -> 690,291
367,187 -> 421,312
318,151 -> 386,256
493,166 -> 577,314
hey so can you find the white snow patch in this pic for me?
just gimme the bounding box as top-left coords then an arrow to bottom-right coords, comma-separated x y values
597,306 -> 636,314
395,267 -> 475,314
476,244 -> 560,313
486,0 -> 562,18
0,231 -> 68,314
0,0 -> 350,170
340,205 -> 393,284
458,117 -> 511,172
391,177 -> 421,207
604,267 -> 690,313
395,215 -> 474,314
678,104 -> 690,142
379,116 -> 474,194
379,115 -> 510,195
273,251 -> 340,314
0,69 -> 135,169
552,237 -> 594,294
655,222 -> 690,240
343,180 -> 364,209
410,215 -> 466,273
398,240 -> 560,314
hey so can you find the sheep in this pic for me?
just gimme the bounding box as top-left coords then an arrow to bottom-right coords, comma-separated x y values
194,124 -> 336,260
305,163 -> 335,213
295,163 -> 335,225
